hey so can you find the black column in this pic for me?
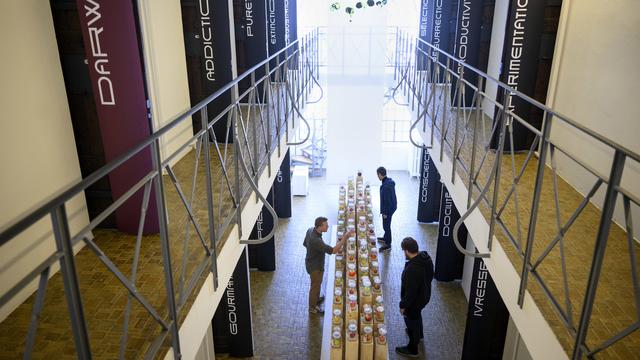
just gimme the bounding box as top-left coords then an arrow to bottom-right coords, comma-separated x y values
490,0 -> 546,151
273,149 -> 292,218
434,185 -> 467,281
417,149 -> 442,223
248,190 -> 276,271
180,0 -> 234,142
417,0 -> 429,70
286,0 -> 298,70
452,0 -> 485,107
233,0 -> 268,101
461,256 -> 510,359
212,248 -> 254,357
425,0 -> 457,82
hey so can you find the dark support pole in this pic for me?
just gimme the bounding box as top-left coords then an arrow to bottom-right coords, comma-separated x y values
417,149 -> 442,223
213,248 -> 254,357
572,151 -> 626,360
435,185 -> 467,281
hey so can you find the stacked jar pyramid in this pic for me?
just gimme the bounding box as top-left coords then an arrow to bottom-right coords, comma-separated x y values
330,174 -> 388,359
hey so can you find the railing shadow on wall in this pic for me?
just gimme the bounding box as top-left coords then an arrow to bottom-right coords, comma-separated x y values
393,28 -> 640,360
0,29 -> 321,360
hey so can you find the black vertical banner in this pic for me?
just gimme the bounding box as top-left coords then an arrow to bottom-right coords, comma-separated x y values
233,0 -> 268,100
417,149 -> 442,223
490,0 -> 545,151
248,190 -> 276,271
461,256 -> 509,360
273,149 -> 292,218
452,0 -> 484,107
213,248 -> 254,357
286,0 -> 299,70
181,0 -> 234,141
435,185 -> 467,281
425,0 -> 456,82
267,0 -> 286,79
416,0 -> 429,70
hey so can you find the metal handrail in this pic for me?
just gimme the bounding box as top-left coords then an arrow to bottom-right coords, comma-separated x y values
412,36 -> 640,164
0,35 -> 310,245
1,28 -> 320,360
395,28 -> 640,359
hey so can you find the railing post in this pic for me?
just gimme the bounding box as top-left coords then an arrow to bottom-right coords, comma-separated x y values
233,106 -> 243,237
452,65 -> 464,184
467,77 -> 484,208
265,60 -> 273,176
149,138 -> 182,359
51,205 -> 92,359
487,90 -> 510,252
440,58 -> 451,162
572,150 -> 626,359
276,53 -> 282,158
517,111 -> 553,307
284,59 -> 290,144
200,107 -> 219,290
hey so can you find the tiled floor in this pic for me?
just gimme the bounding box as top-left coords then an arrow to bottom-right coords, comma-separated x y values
218,171 -> 468,360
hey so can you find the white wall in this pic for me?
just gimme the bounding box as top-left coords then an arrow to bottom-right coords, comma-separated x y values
546,0 -> 640,238
325,9 -> 388,183
0,1 -> 90,321
138,0 -> 194,166
381,142 -> 410,171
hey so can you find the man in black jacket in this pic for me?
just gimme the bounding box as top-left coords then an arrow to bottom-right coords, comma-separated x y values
377,166 -> 397,251
397,237 -> 434,357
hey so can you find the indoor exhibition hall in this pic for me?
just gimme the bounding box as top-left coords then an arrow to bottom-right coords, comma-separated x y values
1,0 -> 639,359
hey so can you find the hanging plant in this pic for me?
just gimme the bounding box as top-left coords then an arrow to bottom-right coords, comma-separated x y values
330,0 -> 390,20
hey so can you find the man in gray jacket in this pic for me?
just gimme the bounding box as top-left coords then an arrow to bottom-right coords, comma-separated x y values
304,216 -> 355,314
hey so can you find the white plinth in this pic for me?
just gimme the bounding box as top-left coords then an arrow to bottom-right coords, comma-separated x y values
292,165 -> 309,196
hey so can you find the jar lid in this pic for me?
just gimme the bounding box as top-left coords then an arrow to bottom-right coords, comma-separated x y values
378,327 -> 387,336
363,305 -> 372,313
349,294 -> 357,301
347,250 -> 355,255
333,308 -> 342,316
370,248 -> 378,253
374,276 -> 381,284
360,266 -> 369,273
348,280 -> 356,287
348,263 -> 355,270
348,322 -> 357,332
362,278 -> 371,287
334,288 -> 342,295
371,261 -> 378,267
377,306 -> 384,313
332,330 -> 341,339
375,295 -> 383,304
363,326 -> 373,334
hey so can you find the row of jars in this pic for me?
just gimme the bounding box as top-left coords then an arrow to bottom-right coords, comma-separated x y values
356,179 -> 388,347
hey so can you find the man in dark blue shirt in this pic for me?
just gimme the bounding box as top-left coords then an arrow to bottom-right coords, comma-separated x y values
377,166 -> 397,251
